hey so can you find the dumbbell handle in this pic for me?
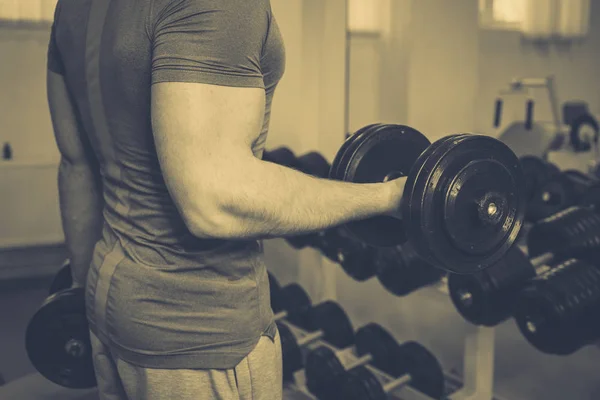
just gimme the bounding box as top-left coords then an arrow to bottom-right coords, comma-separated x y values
531,252 -> 555,272
344,353 -> 373,371
274,310 -> 288,321
297,330 -> 324,347
383,373 -> 412,393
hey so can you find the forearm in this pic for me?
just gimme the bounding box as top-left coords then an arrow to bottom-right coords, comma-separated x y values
58,158 -> 104,286
193,158 -> 397,239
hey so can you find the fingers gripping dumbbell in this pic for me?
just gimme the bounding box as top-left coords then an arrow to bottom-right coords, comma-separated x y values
277,301 -> 354,381
25,288 -> 96,389
304,324 -> 444,400
449,206 -> 600,326
515,258 -> 600,355
331,124 -> 525,274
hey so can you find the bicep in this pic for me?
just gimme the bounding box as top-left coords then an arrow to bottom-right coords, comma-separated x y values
151,82 -> 265,207
47,70 -> 94,166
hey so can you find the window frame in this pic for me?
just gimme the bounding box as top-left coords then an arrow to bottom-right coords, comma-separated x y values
479,0 -> 523,31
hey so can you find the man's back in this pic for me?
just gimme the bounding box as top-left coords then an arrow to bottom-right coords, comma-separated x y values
49,0 -> 285,369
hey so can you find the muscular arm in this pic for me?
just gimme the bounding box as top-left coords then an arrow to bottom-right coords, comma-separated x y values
48,70 -> 104,286
152,83 -> 401,240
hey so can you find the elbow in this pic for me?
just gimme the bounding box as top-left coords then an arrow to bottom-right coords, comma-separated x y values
181,203 -> 238,240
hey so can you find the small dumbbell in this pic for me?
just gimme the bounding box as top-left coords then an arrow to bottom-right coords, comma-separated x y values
314,227 -> 379,282
26,288 -> 96,389
375,243 -> 444,296
49,259 -> 73,295
304,324 -> 444,400
449,207 -> 600,326
277,301 -> 355,381
339,354 -> 444,400
515,258 -> 600,355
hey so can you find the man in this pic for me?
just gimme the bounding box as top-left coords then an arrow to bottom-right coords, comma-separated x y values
47,0 -> 406,399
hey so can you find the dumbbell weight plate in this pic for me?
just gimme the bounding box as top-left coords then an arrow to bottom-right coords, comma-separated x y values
302,301 -> 355,348
354,323 -> 402,376
337,125 -> 431,247
527,174 -> 576,222
519,156 -> 560,202
278,284 -> 312,328
330,124 -> 382,182
403,133 -> 525,274
581,182 -> 600,210
49,260 -> 73,295
25,288 -> 96,389
262,147 -> 298,168
448,245 -> 537,326
376,244 -> 443,296
396,341 -> 445,400
515,259 -> 600,355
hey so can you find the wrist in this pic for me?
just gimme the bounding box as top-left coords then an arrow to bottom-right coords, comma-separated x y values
382,178 -> 406,217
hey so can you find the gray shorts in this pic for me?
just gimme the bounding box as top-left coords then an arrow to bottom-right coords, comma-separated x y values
90,330 -> 283,400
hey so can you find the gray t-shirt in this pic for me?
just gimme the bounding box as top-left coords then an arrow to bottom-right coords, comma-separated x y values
48,0 -> 285,369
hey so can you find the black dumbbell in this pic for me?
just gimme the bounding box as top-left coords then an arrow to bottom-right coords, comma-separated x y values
331,124 -> 525,275
526,170 -> 597,223
304,324 -> 444,400
49,259 -> 73,295
527,206 -> 600,258
449,206 -> 600,326
271,283 -> 312,327
375,243 -> 444,296
515,258 -> 600,355
277,300 -> 355,381
295,151 -> 331,179
519,155 -> 560,204
526,174 -> 575,223
263,147 -> 299,168
25,288 -> 96,389
338,338 -> 445,400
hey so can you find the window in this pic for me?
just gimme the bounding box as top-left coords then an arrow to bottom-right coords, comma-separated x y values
479,0 -> 526,30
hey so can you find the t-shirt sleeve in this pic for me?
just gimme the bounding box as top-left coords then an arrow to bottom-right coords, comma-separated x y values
47,2 -> 65,75
149,0 -> 269,88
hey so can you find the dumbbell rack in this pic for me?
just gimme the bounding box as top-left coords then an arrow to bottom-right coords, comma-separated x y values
280,311 -> 498,400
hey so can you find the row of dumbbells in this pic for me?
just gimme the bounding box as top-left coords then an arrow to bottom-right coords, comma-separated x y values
263,147 -> 444,297
520,155 -> 600,222
448,205 -> 600,356
267,274 -> 446,400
